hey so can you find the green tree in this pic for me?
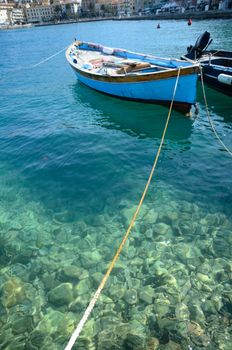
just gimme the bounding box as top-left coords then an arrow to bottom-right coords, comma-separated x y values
88,2 -> 95,16
54,5 -> 62,20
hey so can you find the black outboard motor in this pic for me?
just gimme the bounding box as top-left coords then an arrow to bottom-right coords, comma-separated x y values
185,31 -> 212,60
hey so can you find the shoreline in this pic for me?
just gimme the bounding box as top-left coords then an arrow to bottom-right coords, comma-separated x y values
1,10 -> 232,30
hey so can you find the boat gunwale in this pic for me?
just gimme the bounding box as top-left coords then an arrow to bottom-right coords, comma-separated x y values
70,40 -> 198,64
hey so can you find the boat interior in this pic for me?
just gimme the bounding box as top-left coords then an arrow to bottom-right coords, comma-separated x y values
68,41 -> 193,76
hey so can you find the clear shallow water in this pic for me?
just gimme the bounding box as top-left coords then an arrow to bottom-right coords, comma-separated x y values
0,19 -> 232,350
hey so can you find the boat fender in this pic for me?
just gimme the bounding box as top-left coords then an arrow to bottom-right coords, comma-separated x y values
218,74 -> 232,86
82,62 -> 93,70
73,58 -> 77,64
102,46 -> 114,55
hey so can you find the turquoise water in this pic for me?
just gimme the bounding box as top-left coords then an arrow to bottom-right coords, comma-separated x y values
0,19 -> 232,349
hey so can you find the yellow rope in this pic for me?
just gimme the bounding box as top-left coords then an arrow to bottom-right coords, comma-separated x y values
64,68 -> 181,350
200,67 -> 232,157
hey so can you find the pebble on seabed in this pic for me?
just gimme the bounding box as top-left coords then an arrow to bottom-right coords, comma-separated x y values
0,187 -> 232,349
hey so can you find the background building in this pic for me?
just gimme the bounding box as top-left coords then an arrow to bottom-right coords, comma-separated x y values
0,2 -> 14,24
11,7 -> 26,23
25,4 -> 53,22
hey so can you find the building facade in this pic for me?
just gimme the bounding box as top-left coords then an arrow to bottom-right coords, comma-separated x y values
11,8 -> 26,23
0,3 -> 14,24
25,4 -> 53,22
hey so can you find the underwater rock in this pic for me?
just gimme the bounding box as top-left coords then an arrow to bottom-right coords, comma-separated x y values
175,303 -> 190,321
0,327 -> 14,349
188,321 -> 204,336
211,294 -> 223,312
91,213 -> 108,227
91,272 -> 103,287
4,241 -> 22,259
77,233 -> 96,251
139,285 -> 155,304
53,211 -> 77,224
59,265 -> 84,281
213,234 -> 232,258
80,250 -> 102,268
129,305 -> 149,325
129,278 -> 141,290
1,277 -> 27,308
31,309 -> 75,346
3,334 -> 27,350
201,299 -> 217,314
130,256 -> 144,267
78,269 -> 89,280
144,304 -> 155,322
11,316 -> 34,334
41,272 -> 59,291
30,330 -> 50,348
197,261 -> 211,275
153,222 -> 171,236
79,318 -> 99,344
39,337 -> 60,350
97,328 -> 120,350
98,294 -> 114,305
122,205 -> 142,227
175,243 -> 202,265
196,273 -> 212,284
153,261 -> 169,277
122,245 -> 137,259
74,278 -> 91,297
112,260 -> 127,274
160,208 -> 179,224
164,274 -> 178,289
124,288 -> 138,305
157,317 -> 177,334
189,304 -> 205,324
12,246 -> 38,265
48,283 -> 73,306
0,208 -> 10,225
68,296 -> 87,313
190,334 -> 210,350
175,321 -> 188,337
146,336 -> 159,350
96,304 -> 119,323
154,295 -> 170,318
125,333 -> 146,350
143,208 -> 158,225
144,228 -> 153,239
123,319 -> 146,349
5,263 -> 29,282
161,340 -> 181,350
108,284 -> 125,300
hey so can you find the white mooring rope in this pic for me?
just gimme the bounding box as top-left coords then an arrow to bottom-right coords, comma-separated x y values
30,45 -> 68,68
3,45 -> 68,74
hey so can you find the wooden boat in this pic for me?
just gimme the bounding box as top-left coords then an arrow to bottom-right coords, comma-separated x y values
66,40 -> 200,113
181,31 -> 232,97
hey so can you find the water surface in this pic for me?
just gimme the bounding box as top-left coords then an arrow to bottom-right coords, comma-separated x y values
0,19 -> 232,350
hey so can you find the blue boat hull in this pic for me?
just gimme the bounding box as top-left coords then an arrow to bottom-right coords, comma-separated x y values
72,67 -> 198,112
66,40 -> 199,113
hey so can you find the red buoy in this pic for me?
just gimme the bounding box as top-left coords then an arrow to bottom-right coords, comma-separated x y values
188,18 -> 192,26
